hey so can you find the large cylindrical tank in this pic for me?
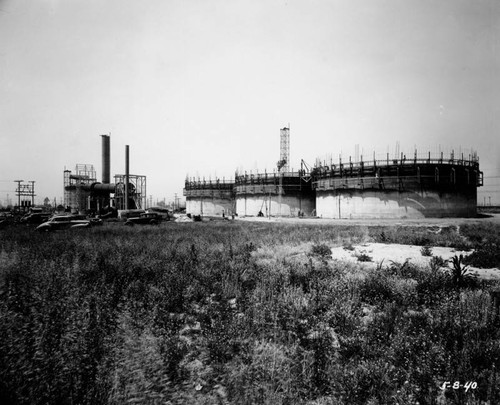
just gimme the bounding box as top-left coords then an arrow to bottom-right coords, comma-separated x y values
185,197 -> 234,216
234,172 -> 315,217
312,155 -> 482,219
183,179 -> 235,216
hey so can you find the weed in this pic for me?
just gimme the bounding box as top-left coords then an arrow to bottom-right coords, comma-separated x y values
429,255 -> 447,271
420,245 -> 433,257
311,243 -> 332,259
1,222 -> 500,404
449,254 -> 478,288
387,260 -> 420,279
460,223 -> 500,246
369,225 -> 463,247
343,242 -> 355,251
359,271 -> 396,305
355,252 -> 373,262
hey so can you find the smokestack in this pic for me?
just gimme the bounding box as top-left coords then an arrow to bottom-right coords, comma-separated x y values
125,145 -> 129,210
101,134 -> 110,184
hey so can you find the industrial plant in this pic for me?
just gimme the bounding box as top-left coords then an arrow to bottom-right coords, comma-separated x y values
63,135 -> 146,215
184,127 -> 483,219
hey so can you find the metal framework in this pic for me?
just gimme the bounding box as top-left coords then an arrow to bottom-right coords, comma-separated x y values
63,164 -> 97,211
234,171 -> 313,195
184,177 -> 234,199
14,180 -> 36,210
183,177 -> 236,216
278,127 -> 290,173
311,150 -> 483,193
183,167 -> 315,200
114,174 -> 146,210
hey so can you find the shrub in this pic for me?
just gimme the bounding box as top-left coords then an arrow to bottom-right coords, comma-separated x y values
429,255 -> 447,271
463,243 -> 500,269
355,252 -> 372,262
386,260 -> 421,279
412,264 -> 455,307
311,243 -> 332,259
342,242 -> 355,251
368,225 -> 463,247
420,245 -> 433,256
359,272 -> 397,306
460,223 -> 500,246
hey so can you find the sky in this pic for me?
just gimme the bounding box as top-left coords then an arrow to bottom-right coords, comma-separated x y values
1,0 -> 499,206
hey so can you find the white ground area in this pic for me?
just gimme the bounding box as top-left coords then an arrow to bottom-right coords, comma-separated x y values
330,243 -> 500,280
243,214 -> 500,281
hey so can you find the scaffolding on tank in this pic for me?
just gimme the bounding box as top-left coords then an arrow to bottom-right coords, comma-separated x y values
184,177 -> 235,196
234,166 -> 315,217
312,150 -> 483,193
183,177 -> 235,216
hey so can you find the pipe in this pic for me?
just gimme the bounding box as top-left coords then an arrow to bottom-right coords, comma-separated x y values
92,183 -> 116,193
81,182 -> 116,193
125,145 -> 129,210
101,134 -> 110,184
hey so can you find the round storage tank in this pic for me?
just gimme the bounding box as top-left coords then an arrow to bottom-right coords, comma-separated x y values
235,172 -> 315,217
183,179 -> 235,217
312,153 -> 482,219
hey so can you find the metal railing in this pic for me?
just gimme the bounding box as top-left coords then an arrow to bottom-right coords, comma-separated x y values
312,156 -> 480,177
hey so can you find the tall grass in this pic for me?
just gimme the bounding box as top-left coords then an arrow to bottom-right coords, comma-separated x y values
0,221 -> 499,404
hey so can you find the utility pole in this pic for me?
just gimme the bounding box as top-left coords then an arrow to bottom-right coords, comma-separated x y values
14,180 -> 36,212
14,180 -> 23,210
125,145 -> 129,210
29,181 -> 35,206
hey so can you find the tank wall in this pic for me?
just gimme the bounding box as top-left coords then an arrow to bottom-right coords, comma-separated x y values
236,193 -> 315,217
316,190 -> 477,219
186,197 -> 234,216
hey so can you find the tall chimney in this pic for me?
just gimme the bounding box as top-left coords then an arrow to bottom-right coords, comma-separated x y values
125,145 -> 129,210
101,134 -> 110,184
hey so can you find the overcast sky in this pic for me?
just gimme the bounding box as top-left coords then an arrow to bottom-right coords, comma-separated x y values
1,0 -> 499,206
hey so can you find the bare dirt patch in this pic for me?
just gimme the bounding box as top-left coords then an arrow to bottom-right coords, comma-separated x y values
331,242 -> 500,280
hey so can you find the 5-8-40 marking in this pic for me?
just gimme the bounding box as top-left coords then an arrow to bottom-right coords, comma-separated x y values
440,381 -> 477,392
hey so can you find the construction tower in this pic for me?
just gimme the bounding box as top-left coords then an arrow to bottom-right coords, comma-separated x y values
278,126 -> 290,173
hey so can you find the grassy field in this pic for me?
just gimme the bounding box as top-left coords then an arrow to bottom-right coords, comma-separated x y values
1,220 -> 500,404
